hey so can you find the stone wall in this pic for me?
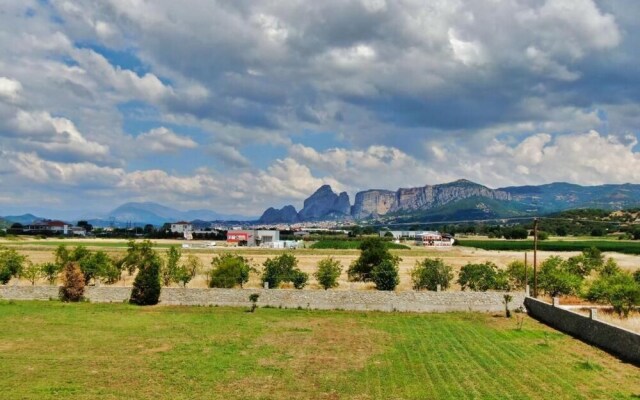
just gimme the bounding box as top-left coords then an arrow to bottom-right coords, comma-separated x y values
0,285 -> 524,313
524,297 -> 640,366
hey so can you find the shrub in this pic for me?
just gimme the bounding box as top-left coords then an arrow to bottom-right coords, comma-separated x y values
209,253 -> 253,288
371,259 -> 399,291
314,257 -> 342,290
261,253 -> 307,289
249,293 -> 260,313
161,246 -> 182,287
505,260 -> 528,289
21,262 -> 44,285
176,255 -> 201,287
586,272 -> 640,318
80,250 -> 113,285
410,258 -> 453,291
348,237 -> 401,282
129,253 -> 162,306
537,231 -> 549,241
59,262 -> 85,302
0,248 -> 26,284
41,262 -> 62,285
457,262 -> 504,291
537,256 -> 583,298
634,269 -> 640,284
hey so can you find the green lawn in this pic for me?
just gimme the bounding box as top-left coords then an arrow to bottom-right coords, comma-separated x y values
457,239 -> 640,254
0,301 -> 638,399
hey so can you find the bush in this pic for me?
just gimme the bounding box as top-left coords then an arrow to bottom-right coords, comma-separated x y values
371,259 -> 399,291
586,272 -> 640,317
410,258 -> 453,291
129,253 -> 162,306
0,248 -> 27,284
176,255 -> 201,287
41,262 -> 62,285
59,262 -> 85,302
21,262 -> 43,285
161,246 -> 182,287
537,256 -> 583,298
348,237 -> 401,282
537,231 -> 549,241
314,257 -> 342,290
505,260 -> 528,289
209,253 -> 252,288
80,251 -> 114,285
634,269 -> 640,284
457,262 -> 505,291
261,253 -> 307,289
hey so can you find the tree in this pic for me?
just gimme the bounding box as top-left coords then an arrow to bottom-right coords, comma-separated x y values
348,237 -> 400,282
59,262 -> 85,302
505,260 -> 528,289
410,258 -> 453,291
261,253 -> 308,289
120,240 -> 155,275
21,262 -> 44,285
591,227 -> 605,237
129,252 -> 162,305
176,255 -> 201,287
458,262 -> 505,291
161,246 -> 182,286
41,262 -> 62,285
54,245 -> 70,267
209,253 -> 253,288
371,259 -> 399,291
77,220 -> 93,233
564,247 -> 604,278
79,250 -> 113,284
314,257 -> 342,290
634,269 -> 640,284
537,256 -> 583,298
586,272 -> 640,318
0,248 -> 26,284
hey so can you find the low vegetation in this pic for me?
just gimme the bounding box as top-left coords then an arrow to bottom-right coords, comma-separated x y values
261,253 -> 308,289
314,257 -> 342,290
208,253 -> 253,288
410,258 -> 453,291
457,239 -> 640,254
0,301 -> 638,399
310,239 -> 410,250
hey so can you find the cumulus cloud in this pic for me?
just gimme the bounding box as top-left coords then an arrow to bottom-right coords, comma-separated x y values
0,77 -> 22,103
135,127 -> 197,153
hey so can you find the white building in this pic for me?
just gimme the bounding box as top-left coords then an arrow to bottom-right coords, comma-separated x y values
170,221 -> 193,234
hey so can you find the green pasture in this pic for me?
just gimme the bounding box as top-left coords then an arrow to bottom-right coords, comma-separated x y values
0,301 -> 637,399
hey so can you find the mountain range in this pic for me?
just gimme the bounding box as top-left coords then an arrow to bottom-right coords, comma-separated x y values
258,179 -> 640,224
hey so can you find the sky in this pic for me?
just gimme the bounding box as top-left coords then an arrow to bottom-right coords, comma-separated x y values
1,0 -> 640,218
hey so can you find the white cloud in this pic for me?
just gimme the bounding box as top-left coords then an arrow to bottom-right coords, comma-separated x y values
136,127 -> 197,153
0,77 -> 22,103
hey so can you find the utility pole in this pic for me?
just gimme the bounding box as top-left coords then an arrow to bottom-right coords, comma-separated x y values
533,218 -> 539,298
524,252 -> 528,296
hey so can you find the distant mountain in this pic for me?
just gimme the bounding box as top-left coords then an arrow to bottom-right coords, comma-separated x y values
259,205 -> 300,224
2,214 -> 43,225
105,202 -> 254,225
258,180 -> 640,223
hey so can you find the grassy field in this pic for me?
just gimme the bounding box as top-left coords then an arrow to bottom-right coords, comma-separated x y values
0,301 -> 638,399
457,239 -> 640,254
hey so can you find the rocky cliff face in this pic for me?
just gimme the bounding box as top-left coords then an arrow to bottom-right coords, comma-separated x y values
351,190 -> 397,219
351,180 -> 511,219
297,185 -> 351,221
258,205 -> 300,224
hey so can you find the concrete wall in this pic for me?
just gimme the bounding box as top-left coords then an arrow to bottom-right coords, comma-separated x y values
0,285 -> 524,313
525,297 -> 640,366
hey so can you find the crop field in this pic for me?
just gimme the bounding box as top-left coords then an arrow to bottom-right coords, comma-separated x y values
0,301 -> 638,399
456,239 -> 640,254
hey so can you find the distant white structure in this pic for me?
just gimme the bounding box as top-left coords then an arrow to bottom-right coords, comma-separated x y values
380,230 -> 454,247
170,221 -> 193,234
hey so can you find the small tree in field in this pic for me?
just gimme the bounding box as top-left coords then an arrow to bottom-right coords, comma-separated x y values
348,237 -> 400,282
458,262 -> 500,291
314,257 -> 342,290
410,258 -> 453,291
0,248 -> 27,284
161,246 -> 182,287
176,254 -> 201,287
506,260 -> 528,289
586,272 -> 640,318
261,253 -> 308,289
41,262 -> 62,285
21,262 -> 44,285
129,250 -> 162,306
59,262 -> 85,302
209,253 -> 253,288
538,256 -> 583,298
371,259 -> 399,291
